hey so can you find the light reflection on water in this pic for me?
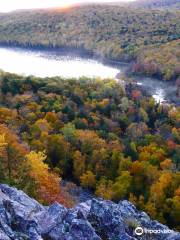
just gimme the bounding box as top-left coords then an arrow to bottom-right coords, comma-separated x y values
137,78 -> 177,104
137,82 -> 165,103
0,47 -> 120,79
0,47 -> 178,104
153,90 -> 165,104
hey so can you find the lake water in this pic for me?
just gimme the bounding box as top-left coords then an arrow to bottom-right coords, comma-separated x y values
0,46 -> 178,104
0,47 -> 120,79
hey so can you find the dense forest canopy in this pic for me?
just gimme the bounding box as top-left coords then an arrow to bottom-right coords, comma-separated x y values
0,5 -> 179,81
0,71 -> 179,230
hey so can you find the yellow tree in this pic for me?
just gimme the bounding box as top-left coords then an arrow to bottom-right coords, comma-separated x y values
145,172 -> 173,223
26,151 -> 72,206
0,134 -> 8,180
80,171 -> 96,189
0,125 -> 28,184
95,177 -> 114,200
73,150 -> 85,180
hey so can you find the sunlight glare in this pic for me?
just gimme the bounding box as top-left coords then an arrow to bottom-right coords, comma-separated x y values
0,0 -> 136,12
0,0 -> 75,12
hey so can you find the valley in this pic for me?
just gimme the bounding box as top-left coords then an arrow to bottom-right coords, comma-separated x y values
0,1 -> 179,236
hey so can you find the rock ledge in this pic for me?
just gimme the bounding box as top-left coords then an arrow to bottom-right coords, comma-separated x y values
0,184 -> 179,240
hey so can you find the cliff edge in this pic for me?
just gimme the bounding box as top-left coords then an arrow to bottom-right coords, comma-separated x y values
0,184 -> 179,240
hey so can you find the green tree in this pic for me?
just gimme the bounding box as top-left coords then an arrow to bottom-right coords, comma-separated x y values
80,171 -> 96,189
112,171 -> 132,200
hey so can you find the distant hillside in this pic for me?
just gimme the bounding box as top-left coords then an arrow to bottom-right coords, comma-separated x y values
132,39 -> 180,81
134,0 -> 180,9
0,5 -> 179,80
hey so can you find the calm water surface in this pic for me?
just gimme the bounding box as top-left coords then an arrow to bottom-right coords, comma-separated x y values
0,47 -> 120,79
0,46 -> 178,104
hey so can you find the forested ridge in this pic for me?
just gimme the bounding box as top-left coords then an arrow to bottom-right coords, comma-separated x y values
0,5 -> 179,81
0,72 -> 179,230
132,40 -> 180,82
133,0 -> 180,9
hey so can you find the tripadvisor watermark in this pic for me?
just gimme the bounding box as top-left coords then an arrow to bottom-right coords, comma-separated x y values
135,227 -> 173,236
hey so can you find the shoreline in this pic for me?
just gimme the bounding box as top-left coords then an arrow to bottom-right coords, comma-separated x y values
0,44 -> 179,105
0,42 -> 129,68
0,42 -> 177,83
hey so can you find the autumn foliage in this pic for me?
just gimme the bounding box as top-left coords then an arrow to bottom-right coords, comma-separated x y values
26,151 -> 72,206
0,124 -> 72,207
0,72 -> 179,230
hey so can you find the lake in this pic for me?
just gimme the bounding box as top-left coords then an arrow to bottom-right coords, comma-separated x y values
0,46 -> 178,104
0,47 -> 120,79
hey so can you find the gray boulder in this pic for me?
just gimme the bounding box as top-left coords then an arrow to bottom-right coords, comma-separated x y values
0,184 -> 179,240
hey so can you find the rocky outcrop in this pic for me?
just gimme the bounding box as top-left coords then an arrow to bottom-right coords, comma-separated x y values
0,184 -> 179,240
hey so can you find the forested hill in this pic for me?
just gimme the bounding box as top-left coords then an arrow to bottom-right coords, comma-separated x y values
0,5 -> 179,81
133,0 -> 180,9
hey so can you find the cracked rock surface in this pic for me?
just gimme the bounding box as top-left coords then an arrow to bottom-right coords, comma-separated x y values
0,184 -> 179,240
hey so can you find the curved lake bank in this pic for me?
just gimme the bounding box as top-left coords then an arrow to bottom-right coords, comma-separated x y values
0,46 -> 178,105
